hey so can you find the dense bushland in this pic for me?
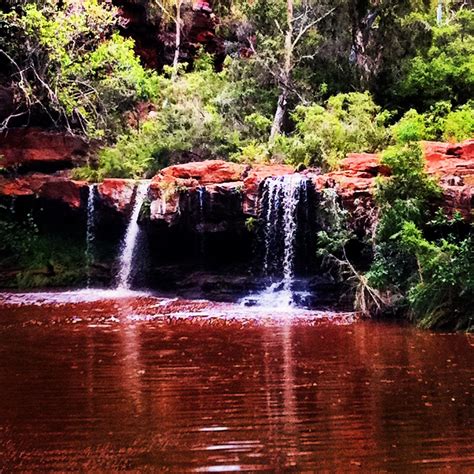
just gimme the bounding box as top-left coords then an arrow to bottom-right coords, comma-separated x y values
1,0 -> 472,174
316,137 -> 473,331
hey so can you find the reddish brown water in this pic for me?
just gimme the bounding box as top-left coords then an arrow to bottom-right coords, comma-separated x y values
0,290 -> 473,471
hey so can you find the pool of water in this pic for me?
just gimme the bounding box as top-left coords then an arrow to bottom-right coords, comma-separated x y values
0,290 -> 472,471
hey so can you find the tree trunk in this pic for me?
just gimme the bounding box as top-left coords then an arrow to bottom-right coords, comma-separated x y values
171,0 -> 181,80
437,0 -> 443,25
269,0 -> 293,144
350,2 -> 380,87
269,88 -> 288,143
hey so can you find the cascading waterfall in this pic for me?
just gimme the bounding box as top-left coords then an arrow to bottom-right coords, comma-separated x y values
117,181 -> 150,290
242,174 -> 309,308
85,184 -> 97,288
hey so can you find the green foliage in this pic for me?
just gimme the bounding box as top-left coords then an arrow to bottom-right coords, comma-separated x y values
75,55 -> 242,178
244,216 -> 258,233
377,143 -> 440,203
365,138 -> 473,330
399,221 -> 474,330
0,205 -> 38,266
14,233 -> 88,289
443,102 -> 474,141
280,93 -> 391,169
0,0 -> 158,138
316,188 -> 354,256
0,204 -> 86,288
399,9 -> 474,108
392,101 -> 474,143
392,109 -> 428,143
234,142 -> 270,164
368,143 -> 441,292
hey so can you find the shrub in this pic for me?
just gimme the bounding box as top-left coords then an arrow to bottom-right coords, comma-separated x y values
366,139 -> 473,330
76,54 -> 246,179
368,142 -> 441,292
392,101 -> 474,143
443,102 -> 474,141
399,221 -> 473,330
282,92 -> 391,169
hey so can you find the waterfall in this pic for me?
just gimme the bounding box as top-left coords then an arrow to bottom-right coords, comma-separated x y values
117,181 -> 150,290
85,184 -> 97,288
198,186 -> 206,216
242,174 -> 309,308
197,186 -> 206,257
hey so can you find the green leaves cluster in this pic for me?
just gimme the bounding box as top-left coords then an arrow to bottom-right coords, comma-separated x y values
393,101 -> 474,143
0,0 -> 159,137
366,139 -> 473,330
399,9 -> 474,109
280,92 -> 391,169
75,54 -> 242,179
399,221 -> 474,330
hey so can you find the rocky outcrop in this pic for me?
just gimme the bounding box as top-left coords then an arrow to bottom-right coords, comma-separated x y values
97,179 -> 136,213
0,173 -> 87,208
147,160 -> 298,226
0,140 -> 472,220
0,128 -> 89,172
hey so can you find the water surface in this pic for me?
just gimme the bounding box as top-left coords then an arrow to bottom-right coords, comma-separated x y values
0,291 -> 472,471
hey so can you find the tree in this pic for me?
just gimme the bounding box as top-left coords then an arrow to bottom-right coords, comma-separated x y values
153,0 -> 186,79
242,0 -> 336,143
0,0 -> 158,138
268,1 -> 336,142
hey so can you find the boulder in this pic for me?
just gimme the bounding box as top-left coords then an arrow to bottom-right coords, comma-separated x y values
160,159 -> 246,184
97,178 -> 136,213
340,152 -> 390,176
39,178 -> 87,208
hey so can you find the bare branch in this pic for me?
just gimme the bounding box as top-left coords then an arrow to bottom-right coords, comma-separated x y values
292,6 -> 336,49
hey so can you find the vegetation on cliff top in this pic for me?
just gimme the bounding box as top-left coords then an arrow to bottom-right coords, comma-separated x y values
1,0 -> 472,175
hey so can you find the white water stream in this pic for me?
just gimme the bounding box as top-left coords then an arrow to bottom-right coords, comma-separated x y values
242,174 -> 309,308
117,181 -> 150,289
85,184 -> 97,288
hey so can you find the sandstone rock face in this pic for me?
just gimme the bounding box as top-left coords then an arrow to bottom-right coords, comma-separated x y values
0,128 -> 89,171
160,160 -> 245,184
308,139 -> 474,220
97,179 -> 136,214
148,161 -> 296,223
340,152 -> 390,176
423,139 -> 474,218
0,173 -> 87,208
0,139 -> 472,220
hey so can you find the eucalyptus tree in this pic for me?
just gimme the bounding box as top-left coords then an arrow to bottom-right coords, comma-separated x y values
152,0 -> 189,80
242,0 -> 337,143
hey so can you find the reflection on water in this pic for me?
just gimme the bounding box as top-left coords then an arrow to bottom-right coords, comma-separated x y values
0,292 -> 472,471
